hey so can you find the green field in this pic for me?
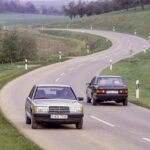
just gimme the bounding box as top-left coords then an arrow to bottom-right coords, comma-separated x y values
102,49 -> 150,109
0,14 -> 68,26
48,5 -> 150,39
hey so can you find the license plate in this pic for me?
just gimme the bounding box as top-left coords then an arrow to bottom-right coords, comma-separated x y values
106,90 -> 118,94
51,114 -> 68,119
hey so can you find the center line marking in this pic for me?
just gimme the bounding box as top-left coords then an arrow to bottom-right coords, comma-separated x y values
60,73 -> 65,76
90,115 -> 115,128
142,138 -> 150,142
55,78 -> 60,82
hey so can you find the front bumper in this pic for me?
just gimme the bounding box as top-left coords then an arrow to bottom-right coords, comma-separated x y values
33,113 -> 84,124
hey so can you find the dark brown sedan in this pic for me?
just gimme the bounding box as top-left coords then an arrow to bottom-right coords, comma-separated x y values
86,76 -> 128,106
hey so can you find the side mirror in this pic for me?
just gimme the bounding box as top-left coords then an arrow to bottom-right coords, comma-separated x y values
77,97 -> 84,101
86,83 -> 90,86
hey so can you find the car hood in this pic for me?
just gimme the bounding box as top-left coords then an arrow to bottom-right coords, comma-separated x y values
34,99 -> 82,107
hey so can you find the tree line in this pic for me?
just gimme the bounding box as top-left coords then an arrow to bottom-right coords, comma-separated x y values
63,0 -> 150,19
0,30 -> 37,63
0,0 -> 62,15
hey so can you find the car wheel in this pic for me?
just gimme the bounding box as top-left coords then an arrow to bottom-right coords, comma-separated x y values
25,114 -> 31,124
76,118 -> 83,129
91,97 -> 97,106
87,97 -> 91,103
123,98 -> 128,106
31,115 -> 38,129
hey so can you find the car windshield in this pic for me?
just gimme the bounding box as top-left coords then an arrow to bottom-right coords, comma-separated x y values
34,86 -> 76,100
97,77 -> 124,86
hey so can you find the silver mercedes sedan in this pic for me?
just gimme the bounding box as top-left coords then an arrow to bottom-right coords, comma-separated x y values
25,84 -> 84,129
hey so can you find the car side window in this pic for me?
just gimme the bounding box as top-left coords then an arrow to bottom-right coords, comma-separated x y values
91,77 -> 96,85
29,86 -> 36,99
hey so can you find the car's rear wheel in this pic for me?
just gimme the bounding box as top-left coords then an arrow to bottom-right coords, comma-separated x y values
91,97 -> 97,106
31,115 -> 38,129
87,97 -> 91,103
123,98 -> 128,106
76,119 -> 83,129
25,114 -> 31,124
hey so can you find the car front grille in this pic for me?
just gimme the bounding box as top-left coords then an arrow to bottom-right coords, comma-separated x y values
49,106 -> 70,113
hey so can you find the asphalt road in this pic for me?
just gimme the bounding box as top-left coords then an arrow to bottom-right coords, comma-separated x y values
1,29 -> 150,150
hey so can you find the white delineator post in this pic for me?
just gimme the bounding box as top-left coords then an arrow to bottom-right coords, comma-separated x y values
113,26 -> 115,32
109,59 -> 112,70
143,45 -> 146,53
86,44 -> 90,54
59,51 -> 62,60
25,59 -> 28,70
90,25 -> 93,30
136,80 -> 140,99
134,29 -> 137,35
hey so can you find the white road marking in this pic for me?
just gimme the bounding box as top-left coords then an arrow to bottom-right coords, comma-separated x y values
90,115 -> 115,128
55,78 -> 60,82
142,138 -> 150,142
60,73 -> 65,76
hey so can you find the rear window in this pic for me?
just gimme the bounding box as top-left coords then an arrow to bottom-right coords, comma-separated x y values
97,77 -> 124,86
34,86 -> 76,100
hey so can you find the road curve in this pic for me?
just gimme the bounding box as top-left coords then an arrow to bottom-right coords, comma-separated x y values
0,29 -> 150,150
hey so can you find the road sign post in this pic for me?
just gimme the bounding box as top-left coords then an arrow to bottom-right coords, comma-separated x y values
136,80 -> 140,99
134,29 -> 137,35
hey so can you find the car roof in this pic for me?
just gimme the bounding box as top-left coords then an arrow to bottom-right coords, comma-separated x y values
36,84 -> 71,88
97,75 -> 122,78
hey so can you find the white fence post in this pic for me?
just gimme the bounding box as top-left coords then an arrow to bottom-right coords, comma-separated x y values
25,59 -> 28,70
136,80 -> 140,99
109,59 -> 112,70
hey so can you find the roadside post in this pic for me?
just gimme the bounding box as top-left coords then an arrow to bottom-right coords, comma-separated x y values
109,59 -> 112,70
25,59 -> 28,70
67,24 -> 69,30
143,45 -> 146,53
59,51 -> 62,60
86,44 -> 90,54
134,29 -> 137,35
41,25 -> 44,31
113,26 -> 115,32
129,48 -> 133,57
90,25 -> 93,30
136,80 -> 140,99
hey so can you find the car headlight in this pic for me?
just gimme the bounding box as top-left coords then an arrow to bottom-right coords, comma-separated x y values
33,106 -> 49,113
70,106 -> 84,113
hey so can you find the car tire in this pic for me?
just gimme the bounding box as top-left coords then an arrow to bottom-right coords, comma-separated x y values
31,115 -> 38,129
76,119 -> 83,129
123,98 -> 128,106
91,97 -> 97,106
25,114 -> 31,124
87,97 -> 91,103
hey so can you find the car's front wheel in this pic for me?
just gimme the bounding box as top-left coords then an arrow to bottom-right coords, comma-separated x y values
31,115 -> 38,129
25,114 -> 31,124
87,97 -> 91,103
76,119 -> 83,129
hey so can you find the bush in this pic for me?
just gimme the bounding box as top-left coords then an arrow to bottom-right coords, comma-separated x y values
0,30 -> 37,63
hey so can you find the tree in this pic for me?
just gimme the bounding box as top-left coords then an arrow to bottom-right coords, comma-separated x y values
63,1 -> 77,19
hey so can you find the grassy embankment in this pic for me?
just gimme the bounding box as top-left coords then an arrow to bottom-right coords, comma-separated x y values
49,5 -> 150,108
0,29 -> 111,149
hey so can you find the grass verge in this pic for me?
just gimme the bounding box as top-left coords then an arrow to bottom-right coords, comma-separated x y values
101,49 -> 150,109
